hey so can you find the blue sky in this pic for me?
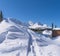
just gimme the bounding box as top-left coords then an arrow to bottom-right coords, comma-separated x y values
0,0 -> 60,27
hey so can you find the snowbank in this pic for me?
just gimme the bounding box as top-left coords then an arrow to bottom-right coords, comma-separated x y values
42,30 -> 52,35
0,18 -> 60,56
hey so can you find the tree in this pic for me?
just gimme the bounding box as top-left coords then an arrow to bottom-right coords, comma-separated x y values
0,11 -> 3,22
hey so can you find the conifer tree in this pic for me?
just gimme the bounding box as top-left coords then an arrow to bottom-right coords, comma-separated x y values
0,11 -> 3,22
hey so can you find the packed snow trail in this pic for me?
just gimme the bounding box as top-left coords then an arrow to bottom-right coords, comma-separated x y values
28,29 -> 41,56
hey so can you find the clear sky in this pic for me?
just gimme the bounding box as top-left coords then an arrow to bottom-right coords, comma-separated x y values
0,0 -> 60,27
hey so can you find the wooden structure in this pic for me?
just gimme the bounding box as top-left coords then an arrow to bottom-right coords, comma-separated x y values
30,23 -> 60,37
52,30 -> 60,37
30,27 -> 60,37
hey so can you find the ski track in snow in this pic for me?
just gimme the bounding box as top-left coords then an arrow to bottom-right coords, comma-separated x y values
0,18 -> 60,56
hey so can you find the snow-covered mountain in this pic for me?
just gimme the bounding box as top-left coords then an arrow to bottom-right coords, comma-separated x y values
0,18 -> 60,56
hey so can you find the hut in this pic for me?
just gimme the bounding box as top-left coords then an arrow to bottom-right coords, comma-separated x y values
52,28 -> 60,37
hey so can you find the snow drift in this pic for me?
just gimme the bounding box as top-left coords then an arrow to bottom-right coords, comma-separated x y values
0,18 -> 60,56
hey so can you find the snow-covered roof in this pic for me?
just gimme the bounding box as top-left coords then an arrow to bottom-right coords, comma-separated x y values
53,28 -> 60,30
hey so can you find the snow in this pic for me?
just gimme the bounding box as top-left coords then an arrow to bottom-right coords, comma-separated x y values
28,21 -> 34,26
29,22 -> 49,30
39,45 -> 60,56
42,30 -> 52,35
0,18 -> 60,56
29,23 -> 43,29
53,28 -> 60,30
0,20 -> 12,34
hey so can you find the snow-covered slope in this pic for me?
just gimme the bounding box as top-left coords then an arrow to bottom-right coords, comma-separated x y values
0,18 -> 60,56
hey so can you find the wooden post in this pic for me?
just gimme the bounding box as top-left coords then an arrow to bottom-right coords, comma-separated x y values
52,23 -> 54,37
